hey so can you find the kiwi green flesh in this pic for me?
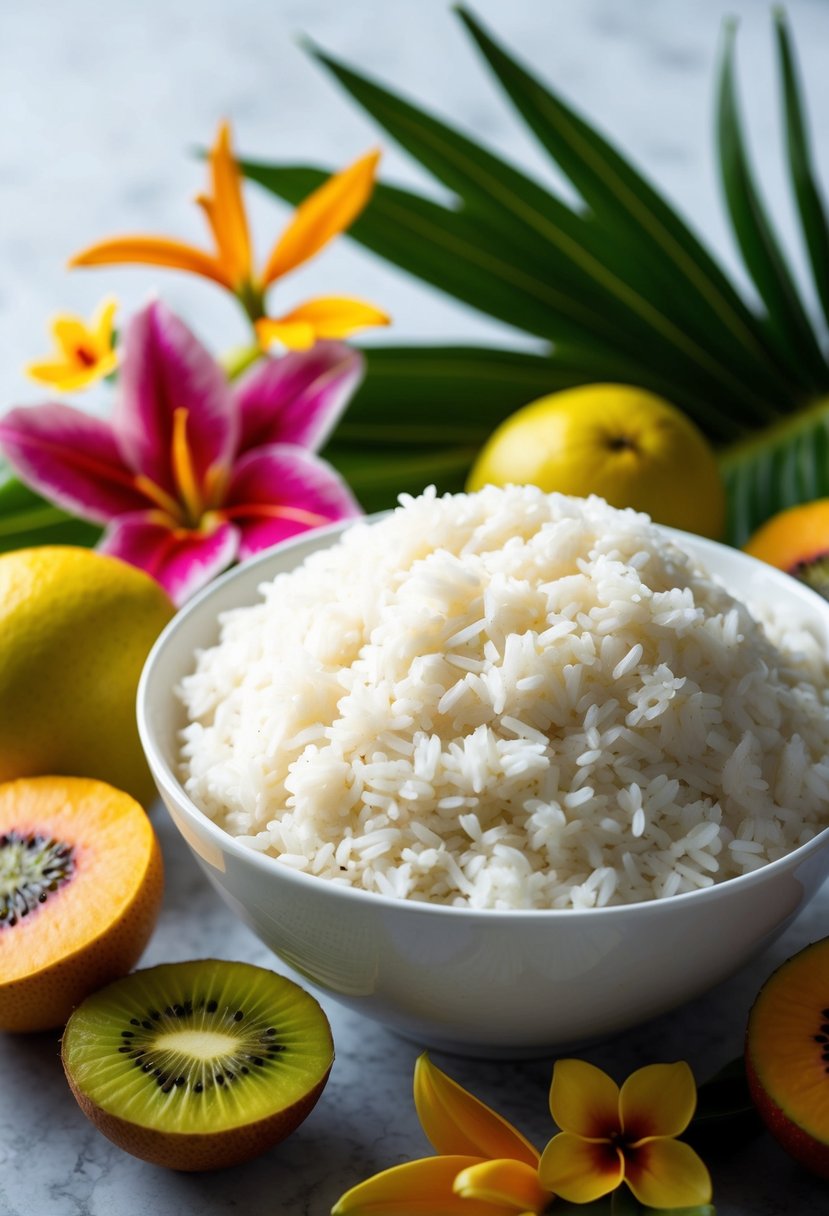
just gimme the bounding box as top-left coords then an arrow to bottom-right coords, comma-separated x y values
61,960 -> 333,1136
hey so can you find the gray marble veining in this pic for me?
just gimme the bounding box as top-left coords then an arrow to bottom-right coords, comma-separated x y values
3,1 -> 829,1212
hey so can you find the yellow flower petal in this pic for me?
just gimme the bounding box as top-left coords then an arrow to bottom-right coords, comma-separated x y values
255,316 -> 317,351
24,354 -> 116,393
256,296 -> 389,351
26,298 -> 119,393
261,149 -> 381,285
548,1059 -> 620,1138
539,1131 -> 623,1204
206,120 -> 253,287
69,236 -> 232,289
624,1137 -> 712,1208
50,315 -> 94,356
619,1062 -> 697,1140
454,1158 -> 552,1213
413,1054 -> 539,1167
332,1155 -> 516,1216
90,296 -> 118,350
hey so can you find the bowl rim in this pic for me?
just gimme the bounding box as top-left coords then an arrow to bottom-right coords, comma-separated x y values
137,515 -> 829,922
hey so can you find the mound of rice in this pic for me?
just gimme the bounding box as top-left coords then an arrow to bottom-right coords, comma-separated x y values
178,486 -> 829,909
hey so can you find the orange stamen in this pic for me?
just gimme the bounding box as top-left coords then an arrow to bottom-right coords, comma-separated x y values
170,408 -> 204,525
133,474 -> 184,521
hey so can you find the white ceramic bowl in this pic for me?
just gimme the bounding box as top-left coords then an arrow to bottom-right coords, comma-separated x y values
137,522 -> 829,1055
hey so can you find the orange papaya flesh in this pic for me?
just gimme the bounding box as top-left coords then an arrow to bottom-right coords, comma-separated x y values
746,937 -> 829,1179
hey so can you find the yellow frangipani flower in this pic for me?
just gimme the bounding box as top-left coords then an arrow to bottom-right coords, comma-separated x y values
539,1059 -> 712,1209
25,297 -> 118,392
69,121 -> 389,351
333,1053 -> 552,1216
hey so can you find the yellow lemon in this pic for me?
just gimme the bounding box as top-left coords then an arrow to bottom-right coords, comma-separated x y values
0,547 -> 174,805
468,383 -> 726,539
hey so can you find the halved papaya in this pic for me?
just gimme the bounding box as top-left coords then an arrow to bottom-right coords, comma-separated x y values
746,937 -> 829,1178
744,499 -> 829,599
0,776 -> 163,1032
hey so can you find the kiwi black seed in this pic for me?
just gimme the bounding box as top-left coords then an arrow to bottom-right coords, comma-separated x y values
60,959 -> 334,1172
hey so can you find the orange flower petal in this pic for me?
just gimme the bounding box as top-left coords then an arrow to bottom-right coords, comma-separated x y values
332,1155 -> 516,1216
539,1132 -> 623,1204
624,1137 -> 712,1208
195,192 -> 223,255
261,148 -> 381,285
619,1062 -> 697,1140
69,236 -> 232,289
454,1158 -> 552,1213
413,1054 -> 539,1167
206,120 -> 253,287
548,1059 -> 620,1138
256,297 -> 389,351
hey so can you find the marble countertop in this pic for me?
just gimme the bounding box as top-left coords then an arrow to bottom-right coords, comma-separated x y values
1,806 -> 828,1215
3,1 -> 829,1212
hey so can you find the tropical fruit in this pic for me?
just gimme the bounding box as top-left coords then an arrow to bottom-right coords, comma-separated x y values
745,937 -> 829,1178
0,546 -> 174,805
61,959 -> 335,1171
744,499 -> 829,599
467,383 -> 726,539
0,776 -> 163,1032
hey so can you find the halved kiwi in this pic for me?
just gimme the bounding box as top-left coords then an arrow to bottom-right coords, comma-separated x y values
61,959 -> 334,1171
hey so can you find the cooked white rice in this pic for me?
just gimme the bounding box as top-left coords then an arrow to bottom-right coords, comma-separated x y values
178,486 -> 829,909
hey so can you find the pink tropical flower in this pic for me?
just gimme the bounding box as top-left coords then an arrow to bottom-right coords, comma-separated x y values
0,300 -> 362,604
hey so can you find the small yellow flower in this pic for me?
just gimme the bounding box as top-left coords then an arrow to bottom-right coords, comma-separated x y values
26,297 -> 118,392
333,1053 -> 552,1215
69,122 -> 389,351
539,1059 -> 712,1209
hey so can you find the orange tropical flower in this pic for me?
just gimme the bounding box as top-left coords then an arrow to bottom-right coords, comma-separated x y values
333,1053 -> 552,1216
26,297 -> 118,392
69,122 -> 389,350
539,1059 -> 712,1209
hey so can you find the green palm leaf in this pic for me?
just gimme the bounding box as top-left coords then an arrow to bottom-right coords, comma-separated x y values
245,160 -> 751,437
324,346 -> 594,509
454,6 -> 800,407
775,9 -> 829,331
717,20 -> 828,390
720,397 -> 829,545
0,475 -> 101,553
302,41 -> 787,424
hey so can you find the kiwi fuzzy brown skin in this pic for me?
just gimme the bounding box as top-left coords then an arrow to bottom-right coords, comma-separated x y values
64,1070 -> 332,1171
60,959 -> 335,1172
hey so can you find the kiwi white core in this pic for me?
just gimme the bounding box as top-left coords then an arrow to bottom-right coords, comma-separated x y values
155,1030 -> 240,1059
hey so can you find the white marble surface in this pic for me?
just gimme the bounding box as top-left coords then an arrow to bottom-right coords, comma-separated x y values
3,1 -> 829,1213
1,806 -> 828,1215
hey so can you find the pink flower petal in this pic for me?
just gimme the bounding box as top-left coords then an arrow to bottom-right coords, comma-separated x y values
98,512 -> 239,606
0,403 -> 148,524
233,341 -> 363,454
224,443 -> 362,560
115,300 -> 237,494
